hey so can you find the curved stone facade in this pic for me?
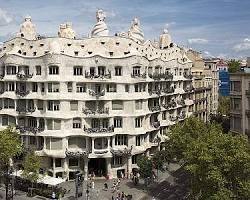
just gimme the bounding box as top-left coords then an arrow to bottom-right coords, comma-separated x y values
0,13 -> 194,180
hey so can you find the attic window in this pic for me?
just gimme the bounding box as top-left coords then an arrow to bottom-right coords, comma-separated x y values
141,50 -> 144,53
136,47 -> 138,50
21,33 -> 24,37
45,51 -> 49,54
21,43 -> 24,46
3,46 -> 6,50
156,52 -> 158,55
67,43 -> 72,47
30,46 -> 33,49
18,50 -> 21,54
170,43 -> 174,47
74,51 -> 79,56
101,42 -> 105,45
128,43 -> 132,46
81,45 -> 84,48
109,52 -> 114,56
40,43 -> 44,47
23,52 -> 26,55
150,55 -> 152,57
116,42 -> 120,45
124,51 -> 130,55
33,52 -> 37,56
11,43 -> 14,46
88,51 -> 92,55
176,50 -> 178,52
61,51 -> 64,53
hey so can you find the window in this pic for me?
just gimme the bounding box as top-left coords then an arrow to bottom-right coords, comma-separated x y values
73,66 -> 83,75
112,156 -> 122,166
73,118 -> 81,129
230,81 -> 241,92
114,117 -> 123,128
162,111 -> 166,120
98,66 -> 106,75
48,82 -> 60,93
46,138 -> 62,150
115,66 -> 122,76
41,83 -> 45,92
136,136 -> 141,146
55,158 -> 62,167
47,119 -> 61,130
125,84 -> 129,92
112,100 -> 123,110
6,82 -> 15,91
106,83 -> 117,92
36,65 -> 41,75
6,66 -> 16,75
67,82 -> 72,92
70,101 -> 78,111
132,155 -> 138,164
76,83 -> 86,93
69,158 -> 78,167
2,115 -> 15,126
132,66 -> 141,75
48,101 -> 60,111
135,100 -> 143,110
134,83 -> 146,92
37,100 -> 43,110
3,98 -> 14,109
231,98 -> 241,111
135,117 -> 143,128
68,137 -> 86,149
32,83 -> 38,92
115,135 -> 127,145
48,65 -> 59,75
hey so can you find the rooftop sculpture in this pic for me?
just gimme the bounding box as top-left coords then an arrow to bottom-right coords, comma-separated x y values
16,16 -> 37,40
58,22 -> 76,39
128,18 -> 144,44
91,9 -> 109,37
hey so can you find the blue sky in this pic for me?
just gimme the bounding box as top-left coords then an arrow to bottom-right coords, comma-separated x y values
0,0 -> 250,59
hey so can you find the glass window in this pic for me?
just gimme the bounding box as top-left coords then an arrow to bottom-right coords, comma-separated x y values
55,158 -> 62,167
48,82 -> 60,93
76,83 -> 86,93
115,66 -> 122,76
73,66 -> 83,76
135,117 -> 143,128
132,66 -> 141,75
36,65 -> 41,75
114,117 -> 122,128
69,158 -> 78,167
70,101 -> 78,111
73,118 -> 81,129
49,65 -> 59,75
135,100 -> 143,110
106,83 -> 117,92
112,100 -> 123,110
37,100 -> 43,110
32,83 -> 38,92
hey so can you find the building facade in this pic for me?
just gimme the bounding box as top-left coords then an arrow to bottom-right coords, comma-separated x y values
217,59 -> 229,96
230,72 -> 250,139
0,12 -> 195,180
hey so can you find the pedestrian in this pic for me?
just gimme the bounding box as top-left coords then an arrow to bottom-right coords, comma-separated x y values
91,180 -> 95,189
103,182 -> 108,191
51,191 -> 56,200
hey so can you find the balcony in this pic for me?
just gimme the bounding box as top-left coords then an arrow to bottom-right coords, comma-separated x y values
177,99 -> 185,106
16,106 -> 36,114
65,148 -> 89,157
0,74 -> 4,79
131,73 -> 146,79
85,71 -> 111,79
149,89 -> 161,96
110,146 -> 133,156
149,105 -> 161,112
246,90 -> 250,96
151,121 -> 160,129
0,89 -> 4,94
83,125 -> 114,133
16,125 -> 44,134
149,73 -> 173,80
82,107 -> 109,115
15,89 -> 30,97
89,89 -> 105,97
170,115 -> 178,122
184,74 -> 193,79
162,87 -> 174,94
16,72 -> 33,80
184,85 -> 194,92
179,112 -> 186,120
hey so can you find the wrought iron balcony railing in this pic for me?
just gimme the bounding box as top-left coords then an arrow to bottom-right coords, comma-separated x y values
148,73 -> 173,80
16,106 -> 36,114
85,71 -> 111,79
83,125 -> 114,133
89,89 -> 105,97
177,99 -> 185,106
184,85 -> 194,92
169,115 -> 178,122
151,121 -> 160,129
149,105 -> 161,112
15,89 -> 30,97
16,73 -> 33,80
179,112 -> 186,120
16,125 -> 44,134
149,89 -> 161,96
131,73 -> 147,79
82,107 -> 109,115
162,87 -> 175,94
0,74 -> 4,79
183,74 -> 193,79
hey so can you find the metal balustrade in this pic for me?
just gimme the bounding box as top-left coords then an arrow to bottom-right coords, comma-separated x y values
83,125 -> 114,133
16,73 -> 33,80
85,71 -> 111,79
82,107 -> 109,115
15,89 -> 30,97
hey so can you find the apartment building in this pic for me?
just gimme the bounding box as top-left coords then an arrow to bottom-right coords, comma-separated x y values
0,12 -> 194,180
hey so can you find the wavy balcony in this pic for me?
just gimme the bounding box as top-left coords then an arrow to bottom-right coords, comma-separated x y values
169,115 -> 178,122
149,89 -> 161,96
88,89 -> 105,97
16,106 -> 36,114
151,121 -> 160,129
15,89 -> 30,97
131,73 -> 147,79
85,71 -> 111,79
16,73 -> 33,80
162,87 -> 174,94
0,74 -> 4,79
65,148 -> 89,157
16,125 -> 44,134
82,107 -> 109,115
179,112 -> 186,120
83,125 -> 114,133
149,73 -> 173,80
184,85 -> 194,92
110,146 -> 133,156
184,74 -> 193,79
149,105 -> 161,112
177,99 -> 185,106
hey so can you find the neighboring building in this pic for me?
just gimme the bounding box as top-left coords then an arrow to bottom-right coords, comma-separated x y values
204,58 -> 219,114
0,12 -> 195,180
217,59 -> 229,96
187,49 -> 212,122
229,72 -> 250,139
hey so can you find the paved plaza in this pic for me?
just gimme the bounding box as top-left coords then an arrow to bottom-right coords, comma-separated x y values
0,163 -> 190,200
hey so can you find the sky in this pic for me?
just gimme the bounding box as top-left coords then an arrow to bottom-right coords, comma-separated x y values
0,0 -> 250,59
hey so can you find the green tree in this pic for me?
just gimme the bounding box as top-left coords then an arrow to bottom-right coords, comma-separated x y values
165,117 -> 250,199
218,96 -> 230,116
228,59 -> 241,73
137,155 -> 153,179
22,151 -> 41,196
0,126 -> 22,199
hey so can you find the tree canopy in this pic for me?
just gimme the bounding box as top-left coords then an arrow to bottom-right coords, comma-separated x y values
165,117 -> 250,199
228,59 -> 241,73
22,151 -> 41,183
217,96 -> 230,116
137,155 -> 153,179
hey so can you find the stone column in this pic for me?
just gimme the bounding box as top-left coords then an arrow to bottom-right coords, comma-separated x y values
106,158 -> 112,178
52,158 -> 56,177
92,138 -> 95,153
127,156 -> 132,178
63,158 -> 69,180
84,158 -> 88,180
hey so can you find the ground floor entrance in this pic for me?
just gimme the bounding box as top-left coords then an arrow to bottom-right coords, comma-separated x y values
88,158 -> 107,177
